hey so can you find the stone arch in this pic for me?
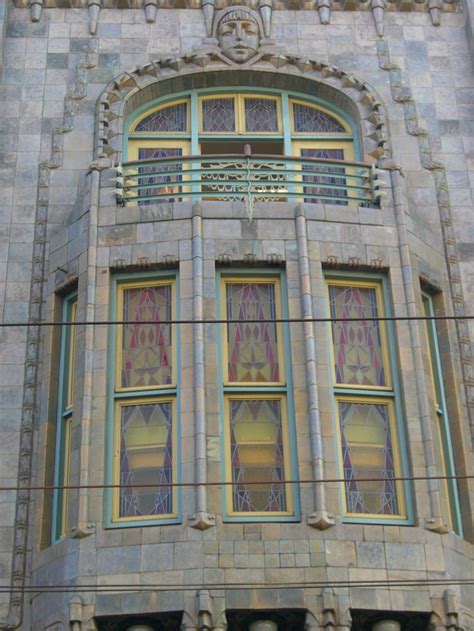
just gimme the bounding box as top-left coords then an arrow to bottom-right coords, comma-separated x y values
95,52 -> 394,167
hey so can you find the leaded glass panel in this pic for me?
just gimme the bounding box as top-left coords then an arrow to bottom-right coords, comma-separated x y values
135,102 -> 187,132
119,402 -> 173,518
230,398 -> 286,513
329,284 -> 386,387
244,98 -> 278,132
226,282 -> 280,383
202,98 -> 236,132
293,103 -> 346,133
121,284 -> 172,388
138,147 -> 183,204
301,148 -> 348,205
339,401 -> 398,515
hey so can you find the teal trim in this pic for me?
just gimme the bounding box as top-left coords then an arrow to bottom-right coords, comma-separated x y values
333,387 -> 394,398
124,87 -> 361,160
52,292 -> 77,543
217,268 -> 301,523
105,270 -> 182,529
422,292 -> 463,537
324,270 -> 414,526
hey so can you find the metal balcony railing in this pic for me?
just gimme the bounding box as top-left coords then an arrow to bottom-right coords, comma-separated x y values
115,153 -> 382,212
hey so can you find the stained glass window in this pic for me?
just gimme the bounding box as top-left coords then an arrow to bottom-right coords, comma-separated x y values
328,284 -> 386,387
202,98 -> 236,132
112,278 -> 177,524
119,402 -> 173,518
135,102 -> 187,132
229,398 -> 286,513
301,148 -> 348,205
138,147 -> 183,204
120,283 -> 172,389
53,294 -> 77,541
244,98 -> 278,132
422,293 -> 462,535
226,281 -> 280,383
293,103 -> 346,133
339,401 -> 398,515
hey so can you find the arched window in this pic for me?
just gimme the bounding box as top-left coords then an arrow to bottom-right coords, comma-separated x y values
123,90 -> 369,208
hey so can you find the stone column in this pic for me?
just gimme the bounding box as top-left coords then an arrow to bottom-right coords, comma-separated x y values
295,205 -> 335,530
189,203 -> 215,530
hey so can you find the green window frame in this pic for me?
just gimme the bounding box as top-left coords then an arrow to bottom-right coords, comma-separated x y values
421,292 -> 463,536
217,270 -> 299,521
125,88 -> 358,161
52,293 -> 77,541
325,274 -> 412,523
106,273 -> 181,527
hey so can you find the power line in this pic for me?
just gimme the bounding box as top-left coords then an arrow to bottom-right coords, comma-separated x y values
2,579 -> 474,594
1,474 -> 472,492
0,314 -> 474,327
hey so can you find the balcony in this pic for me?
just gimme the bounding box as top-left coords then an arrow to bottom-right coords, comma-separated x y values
115,152 -> 382,213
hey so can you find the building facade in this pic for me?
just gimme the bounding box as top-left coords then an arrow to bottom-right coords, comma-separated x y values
0,0 -> 473,627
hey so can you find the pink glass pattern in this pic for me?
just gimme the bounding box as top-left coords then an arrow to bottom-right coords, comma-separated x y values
230,398 -> 286,512
202,98 -> 236,132
120,402 -> 173,518
339,401 -> 398,515
226,282 -> 280,383
135,103 -> 187,132
121,284 -> 172,388
329,284 -> 386,387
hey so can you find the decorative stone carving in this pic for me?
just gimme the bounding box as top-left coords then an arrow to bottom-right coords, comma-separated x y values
215,6 -> 263,63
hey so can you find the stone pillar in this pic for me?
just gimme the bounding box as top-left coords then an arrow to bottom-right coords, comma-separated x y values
295,205 -> 335,530
189,202 -> 214,531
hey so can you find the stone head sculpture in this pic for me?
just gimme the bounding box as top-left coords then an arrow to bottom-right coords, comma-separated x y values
214,7 -> 263,63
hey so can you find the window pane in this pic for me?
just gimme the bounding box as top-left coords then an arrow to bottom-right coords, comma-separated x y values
339,401 -> 399,515
135,103 -> 187,132
121,284 -> 172,388
66,301 -> 77,410
301,148 -> 348,205
230,398 -> 286,512
59,415 -> 73,537
226,282 -> 280,383
137,147 -> 183,204
244,98 -> 278,132
202,98 -> 236,132
119,402 -> 173,518
329,284 -> 386,387
293,103 -> 346,133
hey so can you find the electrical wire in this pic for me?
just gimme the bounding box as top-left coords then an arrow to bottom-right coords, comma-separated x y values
0,474 -> 473,493
0,314 -> 473,327
2,579 -> 474,594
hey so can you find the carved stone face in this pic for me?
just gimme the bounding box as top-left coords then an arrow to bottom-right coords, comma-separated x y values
217,11 -> 260,63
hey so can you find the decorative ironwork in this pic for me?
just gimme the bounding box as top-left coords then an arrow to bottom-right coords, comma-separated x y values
117,153 -> 378,220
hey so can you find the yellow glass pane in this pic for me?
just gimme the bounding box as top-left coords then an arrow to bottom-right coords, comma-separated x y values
233,421 -> 278,444
237,444 -> 278,467
127,448 -> 166,469
124,425 -> 169,448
